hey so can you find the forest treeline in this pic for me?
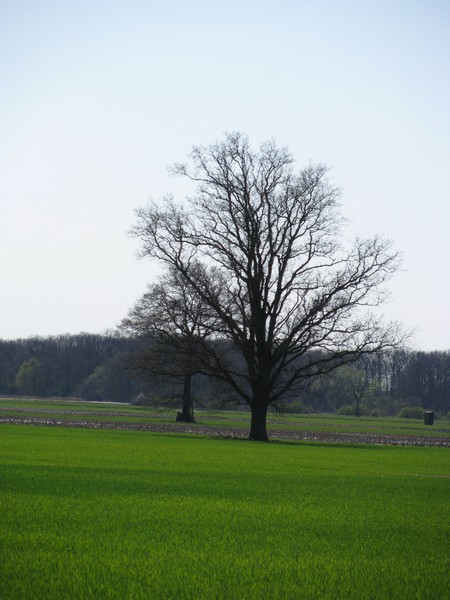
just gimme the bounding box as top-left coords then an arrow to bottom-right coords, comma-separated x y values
0,333 -> 448,416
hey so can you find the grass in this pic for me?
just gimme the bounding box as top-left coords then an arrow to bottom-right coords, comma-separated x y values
1,424 -> 449,599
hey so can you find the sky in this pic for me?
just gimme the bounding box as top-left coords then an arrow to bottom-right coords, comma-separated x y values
1,0 -> 449,350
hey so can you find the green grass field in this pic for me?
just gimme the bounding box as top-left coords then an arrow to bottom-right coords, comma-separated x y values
1,423 -> 448,599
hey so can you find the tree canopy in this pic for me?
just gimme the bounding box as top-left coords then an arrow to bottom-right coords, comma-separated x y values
131,132 -> 406,440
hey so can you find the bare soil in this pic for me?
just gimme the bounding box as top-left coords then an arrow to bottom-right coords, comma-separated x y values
0,414 -> 448,446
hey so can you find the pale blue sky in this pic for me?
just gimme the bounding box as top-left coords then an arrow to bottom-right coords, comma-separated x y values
1,0 -> 449,350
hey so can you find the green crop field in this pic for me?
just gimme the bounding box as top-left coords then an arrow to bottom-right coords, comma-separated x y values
1,423 -> 448,599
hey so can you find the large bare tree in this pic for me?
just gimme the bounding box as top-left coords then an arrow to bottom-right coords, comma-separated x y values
131,132 -> 406,440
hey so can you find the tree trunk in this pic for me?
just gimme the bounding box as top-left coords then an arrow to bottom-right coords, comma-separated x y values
177,373 -> 195,422
249,402 -> 269,441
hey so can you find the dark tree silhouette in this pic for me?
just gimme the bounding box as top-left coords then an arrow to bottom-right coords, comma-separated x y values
120,266 -> 218,422
131,132 -> 406,440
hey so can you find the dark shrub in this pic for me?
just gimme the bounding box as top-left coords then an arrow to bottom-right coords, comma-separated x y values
288,400 -> 311,414
397,406 -> 424,419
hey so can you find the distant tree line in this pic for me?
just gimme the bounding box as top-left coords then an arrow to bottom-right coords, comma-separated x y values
0,333 -> 448,415
300,350 -> 449,416
0,333 -> 141,402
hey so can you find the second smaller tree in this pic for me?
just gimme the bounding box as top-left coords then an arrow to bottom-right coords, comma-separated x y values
120,266 -> 216,421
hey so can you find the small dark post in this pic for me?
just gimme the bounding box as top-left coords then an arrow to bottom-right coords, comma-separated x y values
424,411 -> 434,426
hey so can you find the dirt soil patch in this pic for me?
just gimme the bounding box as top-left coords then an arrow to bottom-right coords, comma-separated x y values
1,415 -> 448,446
